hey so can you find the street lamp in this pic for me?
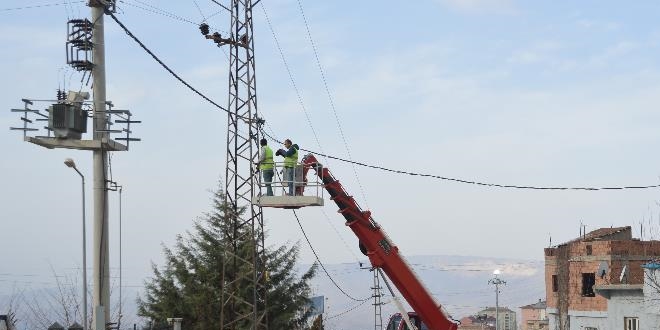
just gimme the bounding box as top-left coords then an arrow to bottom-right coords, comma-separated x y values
64,158 -> 88,330
489,269 -> 506,330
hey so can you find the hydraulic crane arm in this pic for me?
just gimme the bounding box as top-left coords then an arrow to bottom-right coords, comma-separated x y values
301,154 -> 458,330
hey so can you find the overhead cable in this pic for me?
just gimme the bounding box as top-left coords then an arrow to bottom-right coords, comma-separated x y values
260,130 -> 660,191
260,3 -> 327,161
325,299 -> 370,320
293,210 -> 369,302
0,1 -> 85,12
118,0 -> 197,25
295,0 -> 370,208
109,10 -> 660,192
107,11 -> 235,118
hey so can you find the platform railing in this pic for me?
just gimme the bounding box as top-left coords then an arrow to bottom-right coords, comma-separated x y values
255,160 -> 324,199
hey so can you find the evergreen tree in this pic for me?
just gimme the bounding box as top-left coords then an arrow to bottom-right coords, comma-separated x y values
310,315 -> 324,330
137,188 -> 317,329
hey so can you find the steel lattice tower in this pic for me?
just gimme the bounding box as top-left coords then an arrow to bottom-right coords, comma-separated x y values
220,0 -> 268,329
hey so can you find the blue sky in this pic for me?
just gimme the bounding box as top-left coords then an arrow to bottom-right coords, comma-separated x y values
2,0 -> 660,324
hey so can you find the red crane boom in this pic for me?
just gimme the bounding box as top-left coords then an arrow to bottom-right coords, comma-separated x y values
301,154 -> 458,330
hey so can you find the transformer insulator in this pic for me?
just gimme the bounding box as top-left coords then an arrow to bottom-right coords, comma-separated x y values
212,32 -> 222,44
199,23 -> 210,35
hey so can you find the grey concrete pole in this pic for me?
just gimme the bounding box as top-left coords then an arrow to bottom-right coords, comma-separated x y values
90,2 -> 111,327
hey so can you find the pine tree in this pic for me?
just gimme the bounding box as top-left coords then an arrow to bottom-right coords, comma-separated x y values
137,188 -> 317,329
310,315 -> 324,330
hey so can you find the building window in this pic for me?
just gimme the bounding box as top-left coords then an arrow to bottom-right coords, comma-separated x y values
552,274 -> 558,292
625,317 -> 639,330
584,327 -> 597,330
586,245 -> 592,255
582,273 -> 596,297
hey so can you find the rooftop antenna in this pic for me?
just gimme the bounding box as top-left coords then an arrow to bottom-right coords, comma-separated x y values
579,220 -> 583,238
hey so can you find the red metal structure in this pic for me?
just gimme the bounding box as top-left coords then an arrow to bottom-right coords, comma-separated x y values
301,154 -> 459,330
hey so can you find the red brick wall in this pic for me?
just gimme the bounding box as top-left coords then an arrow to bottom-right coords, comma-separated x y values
545,239 -> 660,315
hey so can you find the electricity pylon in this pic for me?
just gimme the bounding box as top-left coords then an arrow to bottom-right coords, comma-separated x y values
203,0 -> 268,329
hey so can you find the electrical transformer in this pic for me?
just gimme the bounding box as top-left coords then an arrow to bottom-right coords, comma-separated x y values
48,103 -> 88,139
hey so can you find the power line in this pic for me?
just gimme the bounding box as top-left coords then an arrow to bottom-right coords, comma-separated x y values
108,9 -> 660,192
260,3 -> 327,161
260,129 -> 660,191
293,210 -> 369,302
117,0 -> 230,35
319,208 -> 362,265
107,11 -> 237,118
0,1 -> 85,12
295,0 -> 370,208
191,0 -> 207,22
118,0 -> 197,25
325,298 -> 370,320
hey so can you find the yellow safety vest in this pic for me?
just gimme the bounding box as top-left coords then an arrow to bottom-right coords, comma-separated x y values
260,146 -> 274,170
284,148 -> 298,168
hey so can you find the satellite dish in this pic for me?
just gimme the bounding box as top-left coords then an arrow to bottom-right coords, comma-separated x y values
598,261 -> 609,279
620,265 -> 628,283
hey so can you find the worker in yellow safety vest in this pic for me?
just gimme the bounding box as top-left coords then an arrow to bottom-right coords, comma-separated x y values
258,138 -> 275,196
276,138 -> 299,196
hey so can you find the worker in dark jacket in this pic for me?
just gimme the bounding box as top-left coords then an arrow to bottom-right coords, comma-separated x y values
257,138 -> 274,196
276,139 -> 299,196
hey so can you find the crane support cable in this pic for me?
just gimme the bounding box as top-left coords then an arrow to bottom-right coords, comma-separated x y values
260,130 -> 660,191
293,210 -> 370,302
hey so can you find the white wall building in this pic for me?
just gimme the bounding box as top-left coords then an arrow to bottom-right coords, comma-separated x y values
594,261 -> 660,330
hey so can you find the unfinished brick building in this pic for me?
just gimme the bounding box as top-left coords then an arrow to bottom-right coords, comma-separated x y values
544,226 -> 660,330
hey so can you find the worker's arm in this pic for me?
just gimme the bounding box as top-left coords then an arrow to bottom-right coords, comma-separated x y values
258,148 -> 266,163
284,144 -> 299,157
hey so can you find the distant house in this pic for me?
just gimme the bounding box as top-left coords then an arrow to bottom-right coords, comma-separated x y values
519,299 -> 548,330
476,307 -> 516,330
458,315 -> 495,330
544,226 -> 660,330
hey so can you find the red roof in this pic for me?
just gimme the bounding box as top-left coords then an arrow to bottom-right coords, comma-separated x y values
559,226 -> 631,246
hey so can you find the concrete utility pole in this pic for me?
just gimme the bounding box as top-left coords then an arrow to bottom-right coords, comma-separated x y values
10,1 -> 138,329
90,1 -> 111,327
489,270 -> 506,330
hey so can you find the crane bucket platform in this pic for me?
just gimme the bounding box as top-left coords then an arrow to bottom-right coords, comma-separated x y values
251,161 -> 324,209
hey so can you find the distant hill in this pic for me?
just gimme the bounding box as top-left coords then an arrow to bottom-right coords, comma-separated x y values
306,255 -> 545,330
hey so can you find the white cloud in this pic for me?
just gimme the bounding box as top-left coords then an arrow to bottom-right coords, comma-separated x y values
586,41 -> 638,68
437,0 -> 518,14
577,18 -> 621,31
507,40 -> 562,65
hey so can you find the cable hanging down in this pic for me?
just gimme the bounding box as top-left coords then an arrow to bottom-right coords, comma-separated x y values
293,210 -> 370,302
107,10 -> 660,192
